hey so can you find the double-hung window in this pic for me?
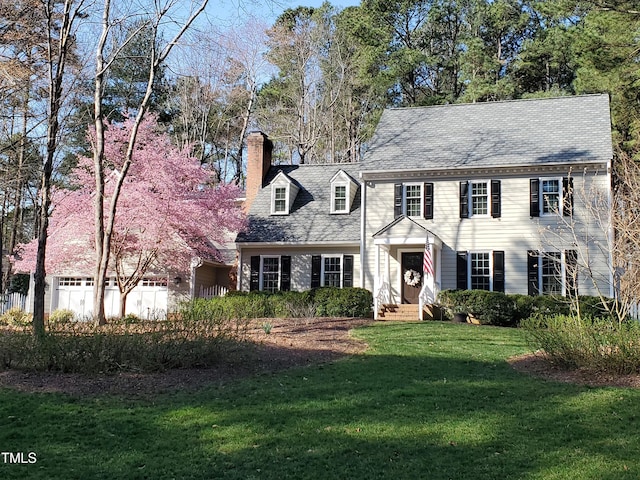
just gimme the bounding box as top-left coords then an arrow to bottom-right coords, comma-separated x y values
323,256 -> 342,287
457,251 -> 505,292
470,182 -> 489,216
261,257 -> 280,293
332,184 -> 347,213
460,180 -> 501,218
541,252 -> 562,294
311,254 -> 354,288
530,177 -> 573,217
393,182 -> 434,219
541,179 -> 560,215
250,255 -> 292,292
470,252 -> 491,290
404,184 -> 422,217
527,250 -> 578,296
273,187 -> 287,214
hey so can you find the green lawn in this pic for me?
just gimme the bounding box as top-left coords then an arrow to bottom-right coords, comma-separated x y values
1,321 -> 639,479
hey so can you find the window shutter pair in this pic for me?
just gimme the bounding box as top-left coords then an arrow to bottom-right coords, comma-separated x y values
459,181 -> 501,218
394,183 -> 434,219
249,256 -> 291,291
530,177 -> 573,217
310,255 -> 354,288
456,251 -> 505,292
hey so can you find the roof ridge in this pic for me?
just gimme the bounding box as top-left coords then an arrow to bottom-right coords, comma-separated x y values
385,93 -> 608,112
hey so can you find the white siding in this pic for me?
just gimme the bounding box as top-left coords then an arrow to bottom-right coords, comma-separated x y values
239,246 -> 361,292
363,166 -> 611,297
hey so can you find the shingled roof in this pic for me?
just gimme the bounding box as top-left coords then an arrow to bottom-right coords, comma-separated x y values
361,94 -> 613,173
236,163 -> 361,244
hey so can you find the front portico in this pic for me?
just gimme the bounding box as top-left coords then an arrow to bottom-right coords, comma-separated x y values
372,216 -> 442,320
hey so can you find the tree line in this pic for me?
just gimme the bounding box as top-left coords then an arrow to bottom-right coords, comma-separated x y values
0,0 -> 638,328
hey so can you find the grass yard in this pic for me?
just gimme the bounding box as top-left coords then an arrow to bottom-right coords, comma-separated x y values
1,321 -> 640,479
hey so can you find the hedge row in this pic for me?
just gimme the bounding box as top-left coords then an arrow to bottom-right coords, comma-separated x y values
180,287 -> 373,321
437,289 -> 618,327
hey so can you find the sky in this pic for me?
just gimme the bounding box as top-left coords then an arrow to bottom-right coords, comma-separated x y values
207,0 -> 361,26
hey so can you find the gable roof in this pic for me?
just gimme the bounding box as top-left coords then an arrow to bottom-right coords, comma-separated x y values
236,163 -> 361,244
361,94 -> 613,173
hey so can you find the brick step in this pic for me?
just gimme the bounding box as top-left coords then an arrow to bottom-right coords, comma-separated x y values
378,304 -> 443,321
379,303 -> 419,321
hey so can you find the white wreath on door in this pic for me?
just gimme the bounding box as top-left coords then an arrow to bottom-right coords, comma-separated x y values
404,269 -> 421,287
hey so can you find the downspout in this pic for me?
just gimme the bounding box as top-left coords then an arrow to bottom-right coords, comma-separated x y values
359,174 -> 366,290
607,157 -> 615,298
237,248 -> 243,292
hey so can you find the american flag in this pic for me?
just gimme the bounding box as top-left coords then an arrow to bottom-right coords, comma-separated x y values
423,241 -> 434,277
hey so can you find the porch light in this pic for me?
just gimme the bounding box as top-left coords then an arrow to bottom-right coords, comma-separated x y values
173,276 -> 182,285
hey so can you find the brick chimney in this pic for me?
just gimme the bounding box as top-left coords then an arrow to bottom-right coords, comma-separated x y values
245,131 -> 273,212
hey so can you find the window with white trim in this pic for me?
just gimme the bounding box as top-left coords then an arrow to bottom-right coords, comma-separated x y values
59,277 -> 82,287
261,257 -> 280,293
404,184 -> 422,217
528,250 -> 577,296
470,181 -> 489,216
541,252 -> 562,294
470,252 -> 491,291
541,179 -> 561,215
273,187 -> 287,214
332,184 -> 347,213
323,256 -> 342,287
530,177 -> 572,217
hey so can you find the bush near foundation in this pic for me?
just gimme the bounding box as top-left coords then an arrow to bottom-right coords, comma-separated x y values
437,290 -> 620,327
185,287 -> 373,320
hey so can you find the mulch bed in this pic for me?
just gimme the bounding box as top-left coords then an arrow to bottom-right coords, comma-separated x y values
1,319 -> 639,397
0,317 -> 372,398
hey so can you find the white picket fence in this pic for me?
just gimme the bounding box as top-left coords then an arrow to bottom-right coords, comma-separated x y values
0,293 -> 27,315
199,285 -> 228,299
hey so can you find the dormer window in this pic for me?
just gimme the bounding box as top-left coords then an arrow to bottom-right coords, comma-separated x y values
332,184 -> 348,213
330,170 -> 358,214
270,171 -> 299,215
273,187 -> 287,213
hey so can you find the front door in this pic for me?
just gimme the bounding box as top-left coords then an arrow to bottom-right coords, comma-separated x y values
401,252 -> 422,304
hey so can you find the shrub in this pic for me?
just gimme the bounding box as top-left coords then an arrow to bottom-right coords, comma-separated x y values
522,314 -> 640,374
48,309 -> 76,325
438,290 -> 516,326
438,290 -> 618,326
312,287 -> 373,318
0,307 -> 32,327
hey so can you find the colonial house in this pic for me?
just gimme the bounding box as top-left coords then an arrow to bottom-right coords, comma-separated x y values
238,94 -> 614,320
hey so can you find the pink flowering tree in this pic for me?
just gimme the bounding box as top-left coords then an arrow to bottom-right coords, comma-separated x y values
14,117 -> 246,318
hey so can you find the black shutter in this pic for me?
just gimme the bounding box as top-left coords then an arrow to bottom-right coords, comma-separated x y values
250,256 -> 260,291
311,255 -> 321,288
280,256 -> 291,291
563,177 -> 573,217
459,182 -> 469,218
457,251 -> 468,290
394,184 -> 403,218
565,249 -> 578,297
491,180 -> 501,218
343,255 -> 354,287
527,250 -> 539,296
493,251 -> 505,292
530,179 -> 540,217
423,182 -> 434,219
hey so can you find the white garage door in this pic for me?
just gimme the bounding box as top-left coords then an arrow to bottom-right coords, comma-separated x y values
54,277 -> 94,319
125,278 -> 168,320
54,277 -> 168,320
